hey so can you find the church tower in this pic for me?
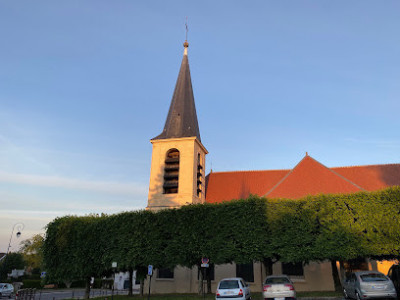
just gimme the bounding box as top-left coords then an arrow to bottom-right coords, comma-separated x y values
147,41 -> 208,211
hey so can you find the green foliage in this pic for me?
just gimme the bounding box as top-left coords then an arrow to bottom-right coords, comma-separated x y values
22,279 -> 42,289
42,186 -> 400,283
19,234 -> 44,271
0,252 -> 25,279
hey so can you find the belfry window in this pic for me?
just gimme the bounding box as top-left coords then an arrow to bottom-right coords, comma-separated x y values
163,149 -> 180,194
197,153 -> 203,197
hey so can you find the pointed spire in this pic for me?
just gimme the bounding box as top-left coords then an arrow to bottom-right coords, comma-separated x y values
153,41 -> 201,141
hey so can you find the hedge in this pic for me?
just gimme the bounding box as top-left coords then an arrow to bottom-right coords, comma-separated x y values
42,187 -> 400,284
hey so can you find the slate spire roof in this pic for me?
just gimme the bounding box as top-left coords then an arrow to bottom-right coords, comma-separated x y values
153,41 -> 201,141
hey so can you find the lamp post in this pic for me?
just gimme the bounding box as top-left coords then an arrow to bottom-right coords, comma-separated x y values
0,223 -> 25,281
111,262 -> 117,300
7,223 -> 25,255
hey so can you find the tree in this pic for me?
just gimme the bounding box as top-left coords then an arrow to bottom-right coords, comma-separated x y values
0,252 -> 25,280
43,215 -> 109,299
19,234 -> 44,273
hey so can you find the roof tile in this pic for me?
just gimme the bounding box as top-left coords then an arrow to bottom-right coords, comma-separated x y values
205,155 -> 400,203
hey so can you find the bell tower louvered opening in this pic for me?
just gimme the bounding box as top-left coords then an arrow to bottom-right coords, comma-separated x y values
163,149 -> 180,194
197,153 -> 203,197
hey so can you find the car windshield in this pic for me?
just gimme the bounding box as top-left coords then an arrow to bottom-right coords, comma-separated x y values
219,280 -> 239,289
265,277 -> 290,284
360,273 -> 388,282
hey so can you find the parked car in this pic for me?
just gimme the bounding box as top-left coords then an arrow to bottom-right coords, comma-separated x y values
342,271 -> 397,299
262,275 -> 296,300
388,264 -> 400,299
0,283 -> 14,298
215,277 -> 251,300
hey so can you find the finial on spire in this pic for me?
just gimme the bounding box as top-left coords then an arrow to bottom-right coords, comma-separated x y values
183,17 -> 189,55
306,152 -> 309,156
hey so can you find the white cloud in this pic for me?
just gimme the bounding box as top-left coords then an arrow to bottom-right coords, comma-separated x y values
0,171 -> 147,197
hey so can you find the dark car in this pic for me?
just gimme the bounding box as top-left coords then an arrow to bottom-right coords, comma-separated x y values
388,264 -> 400,299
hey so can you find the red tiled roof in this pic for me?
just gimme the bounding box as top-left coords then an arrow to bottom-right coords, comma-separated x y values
205,169 -> 288,204
265,155 -> 363,199
205,155 -> 400,203
332,164 -> 400,191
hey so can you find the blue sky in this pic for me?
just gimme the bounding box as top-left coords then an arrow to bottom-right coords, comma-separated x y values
1,1 -> 399,251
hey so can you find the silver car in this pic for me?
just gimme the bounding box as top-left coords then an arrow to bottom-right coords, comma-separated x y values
216,277 -> 251,300
262,275 -> 296,300
343,271 -> 397,299
0,283 -> 14,298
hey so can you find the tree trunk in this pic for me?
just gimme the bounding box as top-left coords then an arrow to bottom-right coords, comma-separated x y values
198,265 -> 203,295
206,267 -> 211,294
140,279 -> 144,297
128,268 -> 133,296
263,258 -> 273,276
330,260 -> 342,292
84,277 -> 91,299
339,260 -> 346,281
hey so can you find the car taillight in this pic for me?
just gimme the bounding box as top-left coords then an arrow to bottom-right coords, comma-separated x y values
263,284 -> 271,291
238,289 -> 243,296
284,284 -> 294,290
216,292 -> 220,297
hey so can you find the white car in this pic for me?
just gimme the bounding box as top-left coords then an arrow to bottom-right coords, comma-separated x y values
0,283 -> 14,298
262,275 -> 296,300
216,277 -> 251,300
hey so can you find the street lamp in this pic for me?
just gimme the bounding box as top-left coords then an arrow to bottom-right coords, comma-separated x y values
0,223 -> 24,281
6,223 -> 25,255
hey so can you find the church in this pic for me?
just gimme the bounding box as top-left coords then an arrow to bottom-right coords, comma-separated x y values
145,40 -> 400,293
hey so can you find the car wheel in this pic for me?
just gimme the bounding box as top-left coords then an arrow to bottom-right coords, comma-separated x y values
356,292 -> 361,300
343,288 -> 349,299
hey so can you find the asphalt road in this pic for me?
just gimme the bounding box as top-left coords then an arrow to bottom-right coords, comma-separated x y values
4,289 -> 128,300
2,290 -> 345,300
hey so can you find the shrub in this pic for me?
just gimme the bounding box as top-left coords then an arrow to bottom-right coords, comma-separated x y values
22,279 -> 42,289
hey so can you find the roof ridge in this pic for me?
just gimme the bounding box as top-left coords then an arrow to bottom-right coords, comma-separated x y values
208,162 -> 400,175
264,155 -> 367,197
307,156 -> 367,191
208,169 -> 291,175
263,156 -> 306,197
332,162 -> 400,169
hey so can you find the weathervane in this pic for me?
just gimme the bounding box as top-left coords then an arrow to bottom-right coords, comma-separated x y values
185,16 -> 188,42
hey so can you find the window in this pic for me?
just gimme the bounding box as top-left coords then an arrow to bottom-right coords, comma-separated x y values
344,258 -> 368,272
197,153 -> 203,197
218,280 -> 239,289
163,149 -> 179,194
236,263 -> 254,282
282,262 -> 304,277
157,267 -> 174,279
